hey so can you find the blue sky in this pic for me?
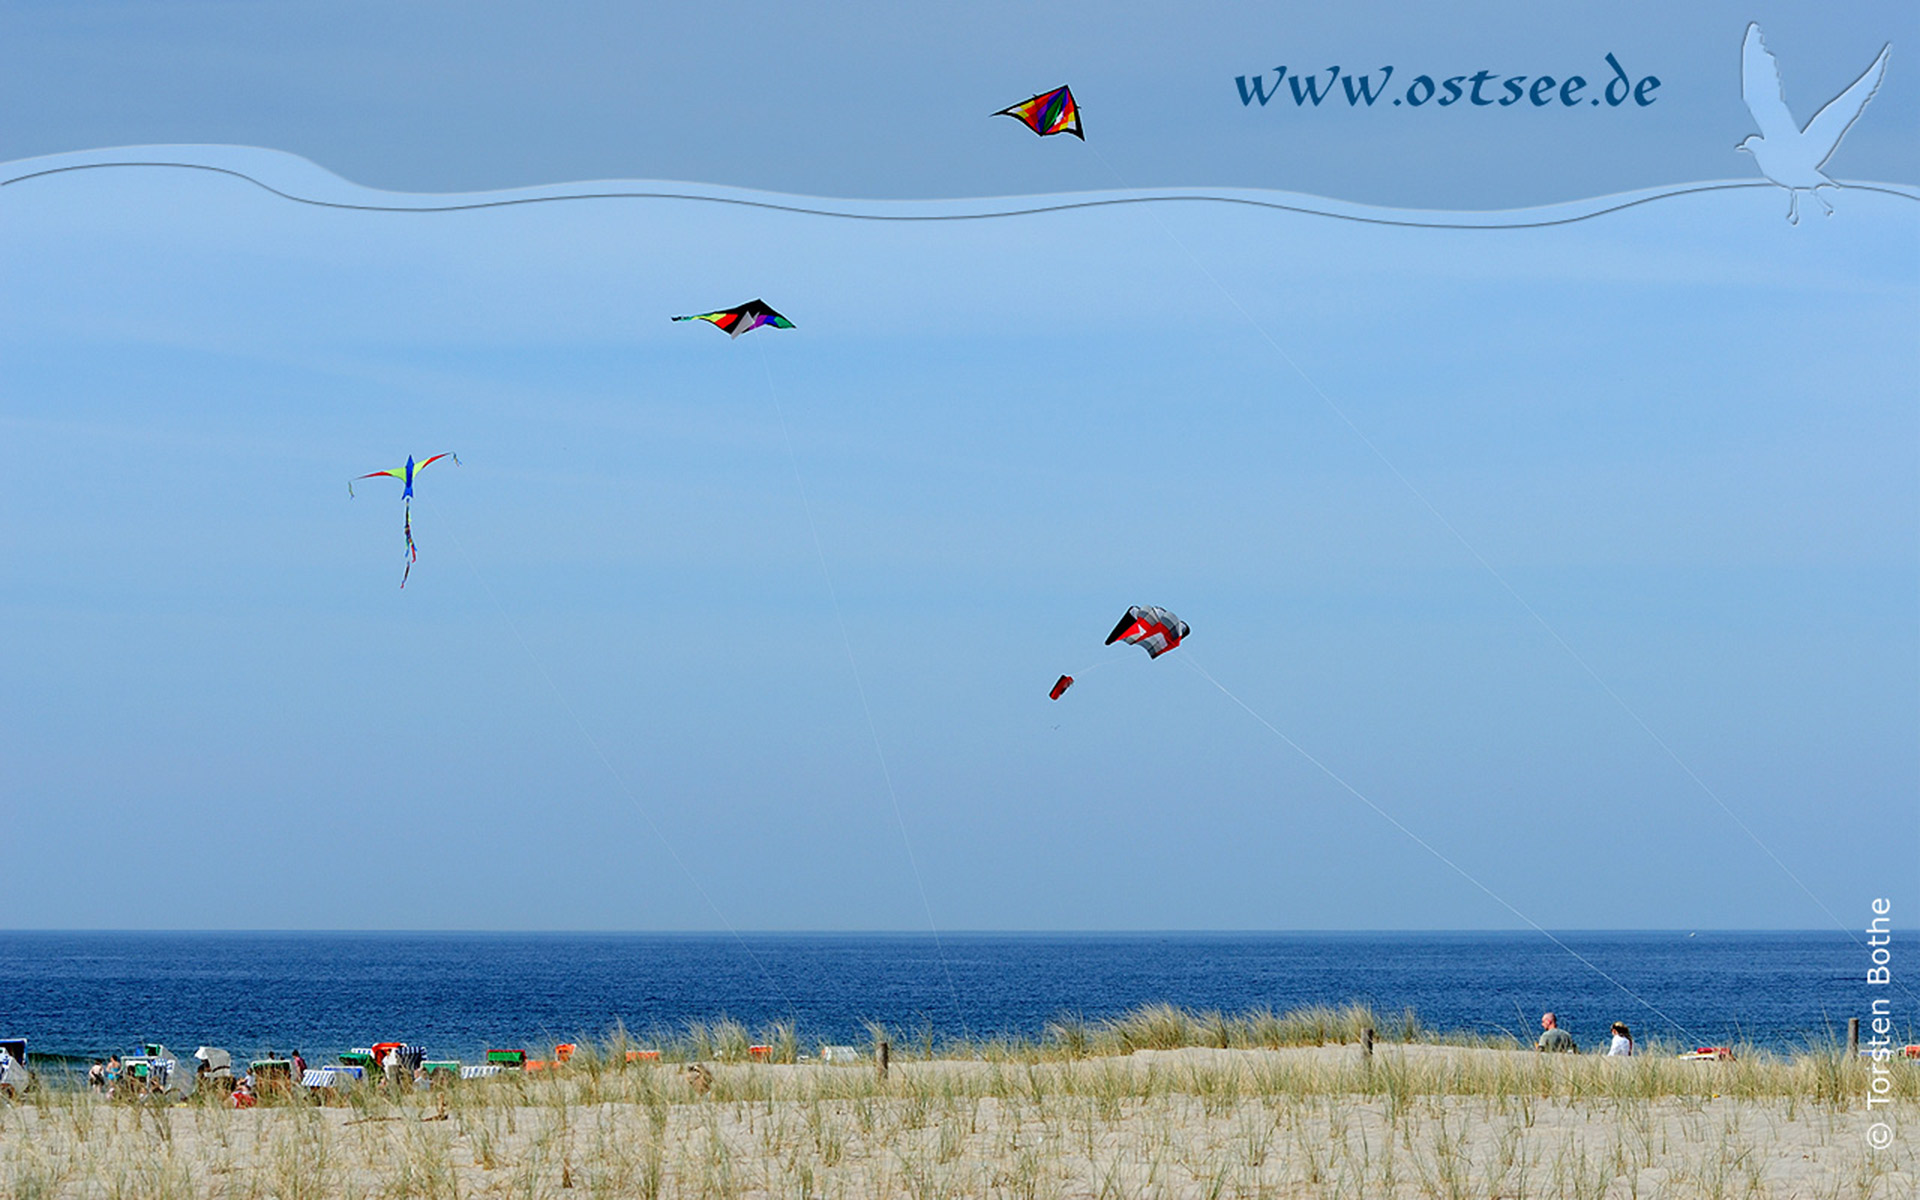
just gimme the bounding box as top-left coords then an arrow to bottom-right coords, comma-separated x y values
1,2 -> 1914,204
0,4 -> 1915,932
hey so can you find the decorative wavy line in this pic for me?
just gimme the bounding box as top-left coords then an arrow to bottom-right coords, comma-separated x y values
4,146 -> 1916,230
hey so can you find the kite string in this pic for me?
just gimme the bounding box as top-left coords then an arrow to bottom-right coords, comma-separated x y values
752,338 -> 970,1036
1179,653 -> 1702,1045
421,495 -> 801,1020
1053,653 -> 1124,692
1079,140 -> 1903,992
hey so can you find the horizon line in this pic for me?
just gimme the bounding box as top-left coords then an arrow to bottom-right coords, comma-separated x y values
0,927 -> 1849,936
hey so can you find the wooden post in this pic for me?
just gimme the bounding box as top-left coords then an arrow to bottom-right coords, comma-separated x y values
877,1040 -> 890,1083
1362,1027 -> 1374,1065
1848,1017 -> 1860,1057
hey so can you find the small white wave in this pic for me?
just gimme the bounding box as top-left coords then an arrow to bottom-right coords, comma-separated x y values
3,144 -> 1916,228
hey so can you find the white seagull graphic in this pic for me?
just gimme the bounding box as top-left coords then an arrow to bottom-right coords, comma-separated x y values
1738,23 -> 1890,223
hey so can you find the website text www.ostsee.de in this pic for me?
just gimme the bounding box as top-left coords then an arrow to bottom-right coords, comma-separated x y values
1235,53 -> 1660,110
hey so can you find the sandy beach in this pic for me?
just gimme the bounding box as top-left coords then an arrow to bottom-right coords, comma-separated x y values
6,1043 -> 1915,1198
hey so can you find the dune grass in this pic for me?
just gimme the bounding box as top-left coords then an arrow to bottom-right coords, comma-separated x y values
5,1005 -> 1916,1198
605,1002 -> 1459,1068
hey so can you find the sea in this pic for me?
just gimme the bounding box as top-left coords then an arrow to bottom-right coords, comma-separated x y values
0,930 -> 1891,1071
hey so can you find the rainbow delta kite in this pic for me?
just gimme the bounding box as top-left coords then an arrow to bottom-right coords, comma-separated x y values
994,85 -> 1083,139
348,453 -> 458,588
671,300 -> 795,338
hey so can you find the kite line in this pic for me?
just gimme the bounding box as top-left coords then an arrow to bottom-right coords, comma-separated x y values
748,337 -> 971,1035
423,494 -> 801,1019
1181,653 -> 1702,1045
1072,138 -> 1910,1003
666,300 -> 968,1030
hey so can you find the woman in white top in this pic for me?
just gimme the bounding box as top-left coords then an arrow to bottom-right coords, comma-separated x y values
1607,1022 -> 1634,1056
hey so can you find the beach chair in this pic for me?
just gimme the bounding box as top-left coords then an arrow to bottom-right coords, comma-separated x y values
250,1059 -> 295,1095
0,1040 -> 26,1096
300,1064 -> 364,1102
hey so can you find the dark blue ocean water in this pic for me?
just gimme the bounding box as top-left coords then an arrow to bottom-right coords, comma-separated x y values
0,931 -> 1890,1067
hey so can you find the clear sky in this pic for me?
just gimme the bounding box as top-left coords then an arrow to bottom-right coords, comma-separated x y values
1,4 -> 1915,932
1,2 -> 1914,204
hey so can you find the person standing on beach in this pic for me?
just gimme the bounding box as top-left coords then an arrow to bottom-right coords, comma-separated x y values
291,1049 -> 306,1080
1536,1012 -> 1578,1052
88,1059 -> 106,1090
1607,1022 -> 1634,1056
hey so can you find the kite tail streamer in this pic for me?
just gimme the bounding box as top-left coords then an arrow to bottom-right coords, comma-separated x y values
401,500 -> 417,589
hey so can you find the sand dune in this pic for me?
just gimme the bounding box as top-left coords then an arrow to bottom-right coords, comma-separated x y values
5,1045 -> 1915,1197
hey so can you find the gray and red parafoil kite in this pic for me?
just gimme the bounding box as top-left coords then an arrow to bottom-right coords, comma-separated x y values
1050,606 -> 1190,699
1105,605 -> 1189,658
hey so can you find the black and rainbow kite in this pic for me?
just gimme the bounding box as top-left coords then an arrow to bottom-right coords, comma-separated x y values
994,85 -> 1083,140
671,300 -> 795,338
